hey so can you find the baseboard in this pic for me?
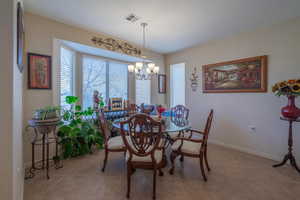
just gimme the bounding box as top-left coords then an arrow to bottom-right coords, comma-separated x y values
208,139 -> 283,162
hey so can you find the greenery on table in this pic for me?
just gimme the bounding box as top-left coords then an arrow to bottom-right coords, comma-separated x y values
33,106 -> 61,120
58,96 -> 103,159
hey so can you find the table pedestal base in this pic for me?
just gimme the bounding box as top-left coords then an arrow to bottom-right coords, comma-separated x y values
274,117 -> 300,174
273,152 -> 300,173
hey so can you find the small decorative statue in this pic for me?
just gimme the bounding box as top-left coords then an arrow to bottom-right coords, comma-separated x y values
93,90 -> 105,111
190,67 -> 199,92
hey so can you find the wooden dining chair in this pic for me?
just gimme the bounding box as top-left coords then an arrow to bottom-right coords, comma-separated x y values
120,114 -> 166,200
97,110 -> 126,172
140,103 -> 155,115
127,103 -> 139,116
168,105 -> 190,140
171,105 -> 189,120
169,110 -> 214,181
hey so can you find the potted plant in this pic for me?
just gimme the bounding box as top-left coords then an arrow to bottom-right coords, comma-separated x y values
58,96 -> 103,158
272,79 -> 300,119
33,106 -> 61,120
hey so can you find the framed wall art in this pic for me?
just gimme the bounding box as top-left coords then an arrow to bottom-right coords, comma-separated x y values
17,2 -> 25,72
158,74 -> 166,93
202,55 -> 267,93
28,53 -> 52,89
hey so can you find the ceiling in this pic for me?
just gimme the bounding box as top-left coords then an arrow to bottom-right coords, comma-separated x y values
24,0 -> 300,54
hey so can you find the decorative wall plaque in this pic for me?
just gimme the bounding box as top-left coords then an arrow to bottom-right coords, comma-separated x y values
190,67 -> 199,92
91,37 -> 141,56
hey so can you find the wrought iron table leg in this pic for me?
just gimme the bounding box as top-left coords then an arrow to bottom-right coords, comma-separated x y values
46,139 -> 50,179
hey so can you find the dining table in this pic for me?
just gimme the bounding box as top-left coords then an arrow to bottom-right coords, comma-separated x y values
112,115 -> 191,140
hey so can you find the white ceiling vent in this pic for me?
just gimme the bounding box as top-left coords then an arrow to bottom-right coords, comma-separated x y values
125,14 -> 140,23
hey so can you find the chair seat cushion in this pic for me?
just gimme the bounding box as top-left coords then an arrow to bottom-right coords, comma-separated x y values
168,131 -> 193,139
171,140 -> 201,155
126,150 -> 163,163
168,131 -> 181,139
107,136 -> 125,150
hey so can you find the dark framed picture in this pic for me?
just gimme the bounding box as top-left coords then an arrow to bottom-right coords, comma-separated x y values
158,74 -> 166,93
202,55 -> 268,93
17,2 -> 24,73
28,53 -> 52,89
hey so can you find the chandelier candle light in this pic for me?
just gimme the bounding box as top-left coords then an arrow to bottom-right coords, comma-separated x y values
128,23 -> 159,80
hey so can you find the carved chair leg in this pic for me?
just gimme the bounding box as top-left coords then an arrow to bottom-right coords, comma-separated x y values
199,152 -> 207,182
169,151 -> 178,175
102,149 -> 108,172
180,155 -> 184,162
153,167 -> 157,200
158,168 -> 164,176
204,146 -> 210,171
126,163 -> 132,198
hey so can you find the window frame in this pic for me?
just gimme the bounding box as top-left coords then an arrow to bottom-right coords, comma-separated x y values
59,45 -> 76,107
79,53 -> 130,108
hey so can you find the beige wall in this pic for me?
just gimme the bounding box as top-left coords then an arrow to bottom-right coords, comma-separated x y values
23,12 -> 166,163
166,18 -> 300,162
0,0 -> 24,200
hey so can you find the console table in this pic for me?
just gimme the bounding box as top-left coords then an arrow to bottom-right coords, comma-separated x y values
273,117 -> 300,173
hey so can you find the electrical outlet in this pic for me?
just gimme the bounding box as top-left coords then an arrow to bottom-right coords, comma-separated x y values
248,125 -> 256,134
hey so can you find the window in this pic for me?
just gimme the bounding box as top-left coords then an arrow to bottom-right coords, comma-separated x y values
135,79 -> 151,105
109,61 -> 128,99
82,56 -> 128,109
82,56 -> 107,109
60,47 -> 75,108
170,63 -> 185,107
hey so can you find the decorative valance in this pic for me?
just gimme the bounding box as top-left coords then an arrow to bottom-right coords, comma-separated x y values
91,36 -> 141,56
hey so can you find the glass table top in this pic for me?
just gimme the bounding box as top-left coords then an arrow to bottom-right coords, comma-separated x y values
112,116 -> 191,133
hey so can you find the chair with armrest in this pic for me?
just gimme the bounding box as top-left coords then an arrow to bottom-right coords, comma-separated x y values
168,105 -> 190,140
169,109 -> 214,181
120,114 -> 166,200
97,110 -> 126,172
127,103 -> 139,116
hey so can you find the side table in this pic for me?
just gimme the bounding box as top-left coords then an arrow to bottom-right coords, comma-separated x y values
273,117 -> 300,173
25,118 -> 63,179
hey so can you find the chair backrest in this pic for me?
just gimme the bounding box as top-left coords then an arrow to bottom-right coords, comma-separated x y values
171,105 -> 189,120
140,103 -> 155,115
128,104 -> 139,115
120,114 -> 162,161
97,110 -> 110,142
202,109 -> 214,144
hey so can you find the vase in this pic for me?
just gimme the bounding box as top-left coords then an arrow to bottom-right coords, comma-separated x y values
281,96 -> 300,119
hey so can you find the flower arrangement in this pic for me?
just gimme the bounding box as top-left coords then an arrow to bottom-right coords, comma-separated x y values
272,79 -> 300,96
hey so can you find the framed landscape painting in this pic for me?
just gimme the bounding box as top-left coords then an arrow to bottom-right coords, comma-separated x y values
202,55 -> 267,93
28,53 -> 52,89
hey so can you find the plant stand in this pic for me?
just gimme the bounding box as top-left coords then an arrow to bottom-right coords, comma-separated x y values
273,117 -> 300,173
25,119 -> 63,179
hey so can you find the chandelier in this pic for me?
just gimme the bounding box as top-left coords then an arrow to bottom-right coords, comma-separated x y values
128,23 -> 159,80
